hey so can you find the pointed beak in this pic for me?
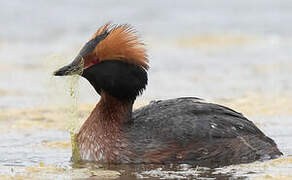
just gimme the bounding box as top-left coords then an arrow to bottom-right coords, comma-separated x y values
53,55 -> 83,76
53,30 -> 110,76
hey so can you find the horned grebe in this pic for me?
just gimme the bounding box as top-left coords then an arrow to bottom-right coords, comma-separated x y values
54,23 -> 282,167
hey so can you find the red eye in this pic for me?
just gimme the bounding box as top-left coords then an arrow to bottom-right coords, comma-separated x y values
85,57 -> 100,69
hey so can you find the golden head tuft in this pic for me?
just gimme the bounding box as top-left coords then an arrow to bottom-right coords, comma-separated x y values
90,23 -> 149,69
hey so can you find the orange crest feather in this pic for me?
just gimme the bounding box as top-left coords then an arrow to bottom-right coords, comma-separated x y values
91,23 -> 149,69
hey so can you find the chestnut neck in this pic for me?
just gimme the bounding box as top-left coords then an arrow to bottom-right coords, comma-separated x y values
77,91 -> 134,162
92,91 -> 134,125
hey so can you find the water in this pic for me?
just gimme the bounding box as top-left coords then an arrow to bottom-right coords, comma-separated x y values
0,0 -> 292,179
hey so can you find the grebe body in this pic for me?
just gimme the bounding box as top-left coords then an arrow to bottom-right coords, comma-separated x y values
54,24 -> 282,167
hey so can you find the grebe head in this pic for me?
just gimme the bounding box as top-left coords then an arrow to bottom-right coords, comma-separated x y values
54,23 -> 148,100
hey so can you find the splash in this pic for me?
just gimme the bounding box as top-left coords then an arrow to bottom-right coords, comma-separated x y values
67,74 -> 81,134
46,54 -> 85,162
66,71 -> 84,162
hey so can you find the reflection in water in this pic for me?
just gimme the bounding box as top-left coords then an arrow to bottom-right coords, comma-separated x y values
0,95 -> 291,179
1,157 -> 292,179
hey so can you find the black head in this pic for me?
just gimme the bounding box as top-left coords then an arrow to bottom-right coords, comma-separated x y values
53,23 -> 148,100
82,60 -> 147,100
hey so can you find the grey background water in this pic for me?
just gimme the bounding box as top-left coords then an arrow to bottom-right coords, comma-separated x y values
0,0 -> 292,179
1,0 -> 292,108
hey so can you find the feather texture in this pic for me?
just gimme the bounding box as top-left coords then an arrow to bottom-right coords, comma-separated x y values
87,23 -> 149,69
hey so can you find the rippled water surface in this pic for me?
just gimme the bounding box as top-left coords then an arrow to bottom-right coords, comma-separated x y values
1,0 -> 292,179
